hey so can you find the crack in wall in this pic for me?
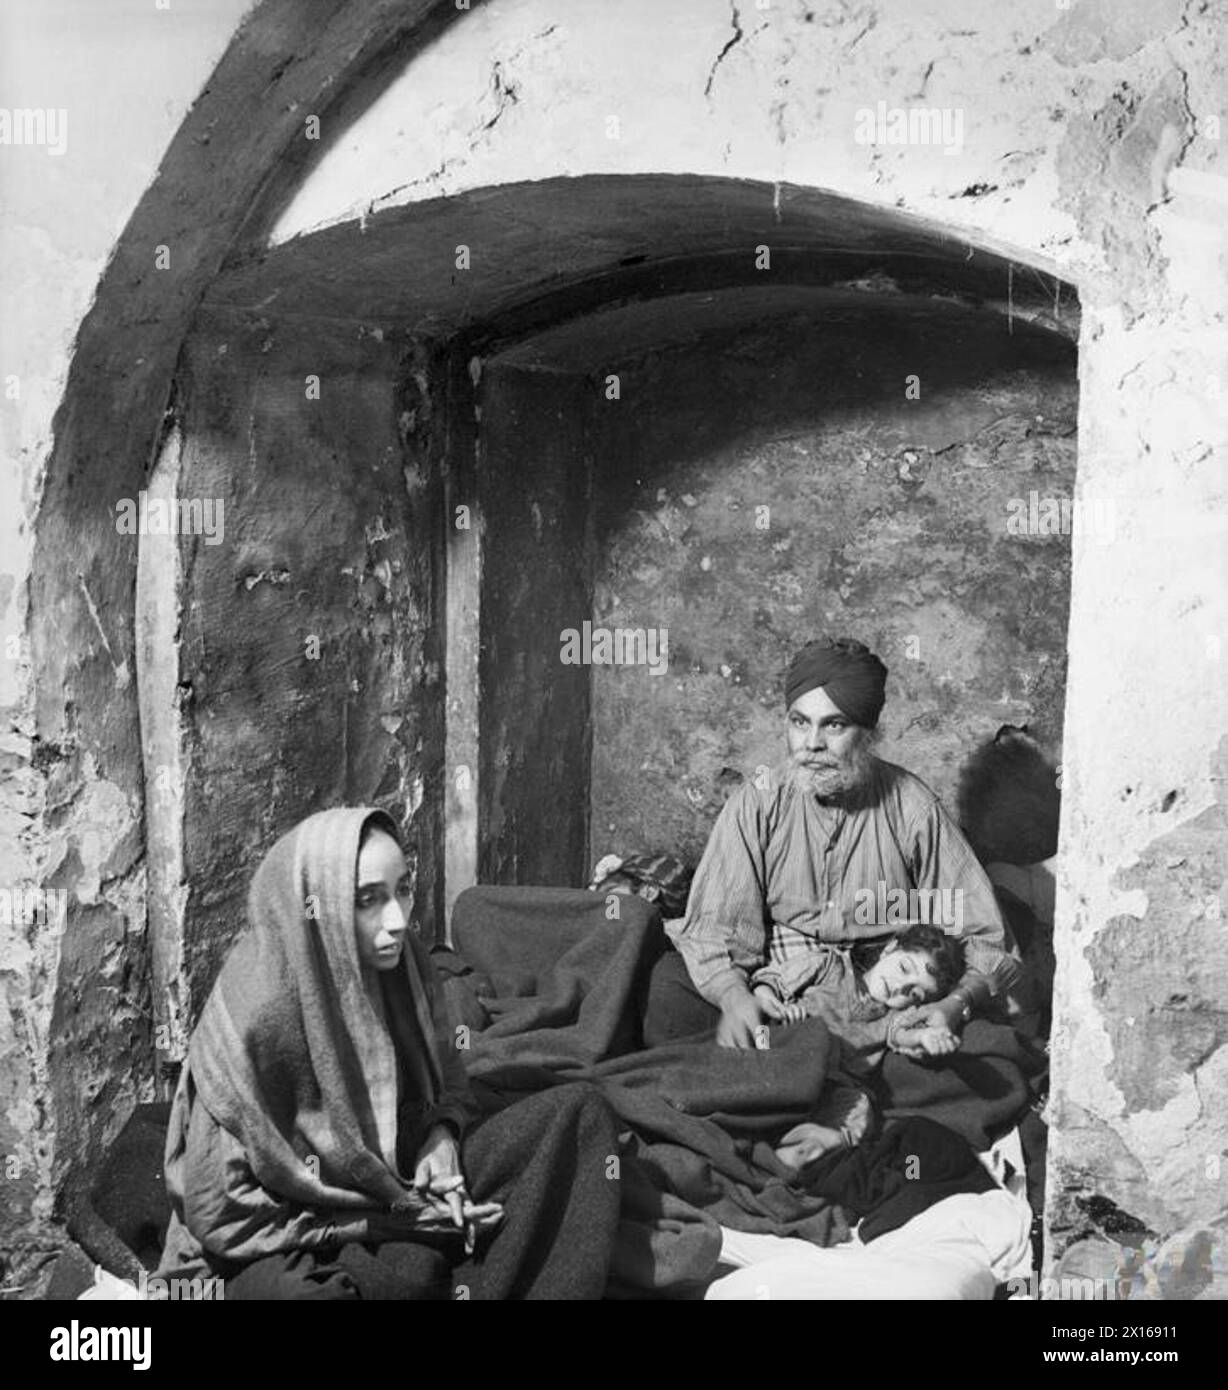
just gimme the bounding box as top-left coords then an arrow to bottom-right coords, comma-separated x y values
704,1 -> 744,99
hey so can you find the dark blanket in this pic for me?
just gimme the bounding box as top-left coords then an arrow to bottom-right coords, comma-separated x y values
446,888 -> 852,1290
876,1019 -> 1046,1151
442,885 -> 1037,1291
800,1114 -> 996,1243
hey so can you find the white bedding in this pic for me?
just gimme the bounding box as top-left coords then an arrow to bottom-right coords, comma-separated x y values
706,1130 -> 1034,1301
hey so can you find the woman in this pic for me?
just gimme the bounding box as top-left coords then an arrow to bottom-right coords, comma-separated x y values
156,806 -> 621,1299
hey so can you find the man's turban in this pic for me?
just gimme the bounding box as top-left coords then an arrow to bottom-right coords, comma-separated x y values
784,638 -> 888,727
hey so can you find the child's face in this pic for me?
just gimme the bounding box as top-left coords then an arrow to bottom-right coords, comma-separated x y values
864,943 -> 942,1009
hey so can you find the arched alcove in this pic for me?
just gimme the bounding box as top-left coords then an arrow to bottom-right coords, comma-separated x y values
27,0 -> 1111,1280
149,173 -> 1077,1044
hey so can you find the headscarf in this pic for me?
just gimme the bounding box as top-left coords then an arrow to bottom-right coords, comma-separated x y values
181,807 -> 443,1214
784,638 -> 888,728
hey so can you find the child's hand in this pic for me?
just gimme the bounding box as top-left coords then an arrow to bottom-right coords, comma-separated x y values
754,985 -> 806,1025
915,1026 -> 959,1056
776,1123 -> 844,1169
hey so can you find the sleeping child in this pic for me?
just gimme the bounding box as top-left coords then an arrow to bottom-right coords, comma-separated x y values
751,923 -> 967,1080
587,851 -> 693,923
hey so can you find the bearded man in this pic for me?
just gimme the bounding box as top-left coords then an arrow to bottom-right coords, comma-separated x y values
642,636 -> 1020,1051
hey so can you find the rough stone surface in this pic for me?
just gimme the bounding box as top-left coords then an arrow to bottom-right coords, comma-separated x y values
171,311 -> 445,1001
477,366 -> 593,889
583,296 -> 1076,863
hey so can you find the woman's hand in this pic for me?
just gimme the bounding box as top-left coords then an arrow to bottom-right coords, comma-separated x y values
366,1192 -> 504,1251
413,1124 -> 468,1231
412,1124 -> 504,1252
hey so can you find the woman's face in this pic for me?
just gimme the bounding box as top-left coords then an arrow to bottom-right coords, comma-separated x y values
354,828 -> 413,971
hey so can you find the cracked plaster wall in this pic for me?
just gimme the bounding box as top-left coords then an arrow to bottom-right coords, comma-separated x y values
0,0 -> 253,1291
587,304 -> 1077,864
167,313 -> 444,1018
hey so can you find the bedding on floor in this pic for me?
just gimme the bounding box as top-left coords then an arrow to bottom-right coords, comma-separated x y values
707,1185 -> 1034,1300
438,885 -> 1042,1294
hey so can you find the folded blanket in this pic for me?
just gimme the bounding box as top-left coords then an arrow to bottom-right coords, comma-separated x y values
452,884 -> 664,1061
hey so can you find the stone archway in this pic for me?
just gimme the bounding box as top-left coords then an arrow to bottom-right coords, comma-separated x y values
166,166 -> 1074,984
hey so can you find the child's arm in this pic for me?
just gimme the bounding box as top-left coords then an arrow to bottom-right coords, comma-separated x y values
801,986 -> 894,1056
750,971 -> 806,1024
776,1085 -> 873,1168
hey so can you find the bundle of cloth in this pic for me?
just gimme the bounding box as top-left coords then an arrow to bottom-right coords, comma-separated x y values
438,885 -> 1043,1296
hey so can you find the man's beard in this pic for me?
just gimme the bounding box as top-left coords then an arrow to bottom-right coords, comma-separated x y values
788,737 -> 878,802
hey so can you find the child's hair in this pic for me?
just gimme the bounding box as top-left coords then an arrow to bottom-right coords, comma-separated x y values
593,851 -> 693,918
595,871 -> 639,894
892,923 -> 965,999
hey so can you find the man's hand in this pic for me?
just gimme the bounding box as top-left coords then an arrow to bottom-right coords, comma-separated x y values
888,1003 -> 926,1058
890,1003 -> 963,1059
716,985 -> 776,1049
920,994 -> 970,1034
775,1123 -> 845,1169
913,1025 -> 959,1057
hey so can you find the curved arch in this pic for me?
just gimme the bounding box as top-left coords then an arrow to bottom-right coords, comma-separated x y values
207,172 -> 1077,357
